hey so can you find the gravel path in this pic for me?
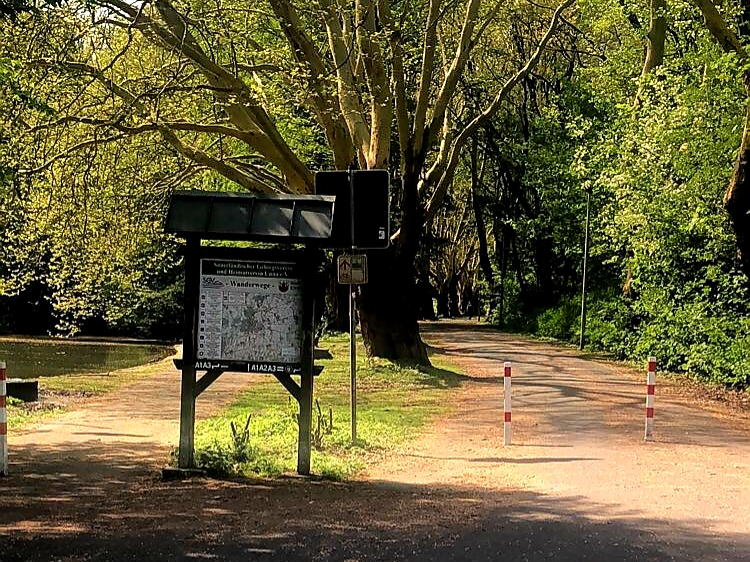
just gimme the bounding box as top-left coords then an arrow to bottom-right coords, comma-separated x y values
1,322 -> 748,561
5,354 -> 257,480
370,322 -> 750,561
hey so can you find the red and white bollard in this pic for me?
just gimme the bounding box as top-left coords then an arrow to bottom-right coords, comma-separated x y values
503,362 -> 512,445
644,357 -> 656,441
0,361 -> 7,475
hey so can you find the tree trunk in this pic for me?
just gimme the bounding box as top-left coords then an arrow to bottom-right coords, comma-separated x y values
498,249 -> 506,326
324,252 -> 350,332
436,283 -> 450,318
641,0 -> 666,77
534,236 -> 555,306
416,278 -> 437,320
492,214 -> 506,326
459,281 -> 477,317
358,248 -> 429,364
510,229 -> 528,301
634,0 -> 666,106
724,99 -> 750,276
687,1 -> 750,275
331,279 -> 351,332
357,178 -> 429,364
470,141 -> 493,288
448,275 -> 461,318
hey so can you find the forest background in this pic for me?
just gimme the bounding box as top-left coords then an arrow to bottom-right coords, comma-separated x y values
1,0 -> 749,388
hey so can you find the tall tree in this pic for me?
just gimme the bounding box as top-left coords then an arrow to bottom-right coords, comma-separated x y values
9,0 -> 575,362
689,0 -> 750,275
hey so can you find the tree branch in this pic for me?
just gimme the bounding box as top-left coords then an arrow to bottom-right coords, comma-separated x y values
19,134 -> 129,175
690,0 -> 745,57
412,0 -> 442,157
423,0 -> 482,156
26,58 -> 285,193
267,0 -> 355,169
98,0 -> 314,192
319,0 -> 372,165
378,0 -> 409,174
356,0 -> 392,168
423,0 -> 576,227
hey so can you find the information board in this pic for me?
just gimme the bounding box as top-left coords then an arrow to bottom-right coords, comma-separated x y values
196,257 -> 305,374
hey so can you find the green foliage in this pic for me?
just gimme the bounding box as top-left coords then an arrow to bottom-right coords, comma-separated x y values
485,0 -> 750,389
0,0 -> 63,20
1,0 -> 749,388
535,296 -> 579,341
311,399 -> 334,451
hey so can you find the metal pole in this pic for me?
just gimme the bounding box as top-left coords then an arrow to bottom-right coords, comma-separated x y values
503,362 -> 512,445
644,357 -> 656,441
350,282 -> 357,444
349,172 -> 357,444
579,188 -> 591,351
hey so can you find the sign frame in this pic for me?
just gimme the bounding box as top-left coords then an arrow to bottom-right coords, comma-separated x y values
179,243 -> 318,475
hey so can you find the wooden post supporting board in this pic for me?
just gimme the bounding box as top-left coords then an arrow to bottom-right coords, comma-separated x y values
0,361 -> 7,476
297,371 -> 313,475
178,237 -> 200,469
297,285 -> 316,475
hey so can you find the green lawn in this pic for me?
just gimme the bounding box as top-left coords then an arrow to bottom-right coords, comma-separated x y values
192,333 -> 464,480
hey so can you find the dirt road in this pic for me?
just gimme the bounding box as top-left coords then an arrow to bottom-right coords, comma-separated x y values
1,322 -> 749,561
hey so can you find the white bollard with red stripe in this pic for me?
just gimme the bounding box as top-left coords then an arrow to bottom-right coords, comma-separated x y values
503,362 -> 512,445
0,361 -> 7,475
644,357 -> 656,441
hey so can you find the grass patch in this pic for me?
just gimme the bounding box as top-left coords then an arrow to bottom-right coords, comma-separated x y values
6,348 -> 178,430
192,333 -> 464,480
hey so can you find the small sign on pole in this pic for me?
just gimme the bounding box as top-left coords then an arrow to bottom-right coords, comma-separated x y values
338,254 -> 368,284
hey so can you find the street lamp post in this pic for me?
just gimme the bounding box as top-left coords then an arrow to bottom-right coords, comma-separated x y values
579,186 -> 592,351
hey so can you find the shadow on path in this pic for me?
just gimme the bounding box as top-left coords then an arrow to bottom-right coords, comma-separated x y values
1,455 -> 746,562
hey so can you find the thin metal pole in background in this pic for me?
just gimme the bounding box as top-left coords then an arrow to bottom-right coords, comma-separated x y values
503,362 -> 512,445
644,357 -> 656,440
579,188 -> 592,351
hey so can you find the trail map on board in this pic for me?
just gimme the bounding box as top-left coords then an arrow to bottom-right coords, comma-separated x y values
196,258 -> 304,373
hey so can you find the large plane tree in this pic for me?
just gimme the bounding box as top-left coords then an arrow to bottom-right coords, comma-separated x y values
10,0 -> 575,362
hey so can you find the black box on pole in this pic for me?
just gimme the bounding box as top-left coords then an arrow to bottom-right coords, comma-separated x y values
314,171 -> 351,248
352,170 -> 389,249
314,169 -> 390,249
